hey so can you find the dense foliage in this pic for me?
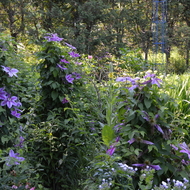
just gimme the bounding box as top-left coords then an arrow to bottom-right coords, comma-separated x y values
0,1 -> 190,189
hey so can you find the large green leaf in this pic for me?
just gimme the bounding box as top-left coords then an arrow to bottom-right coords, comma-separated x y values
102,125 -> 115,146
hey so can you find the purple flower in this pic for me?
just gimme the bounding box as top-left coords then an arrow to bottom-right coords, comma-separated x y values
65,42 -> 76,50
44,33 -> 63,42
106,145 -> 116,156
128,138 -> 154,145
68,51 -> 80,58
60,59 -> 70,64
1,95 -> 18,108
1,66 -> 19,77
142,111 -> 164,134
6,149 -> 25,166
62,98 -> 69,104
72,72 -> 81,79
143,73 -> 162,87
170,144 -> 178,151
0,87 -> 7,100
65,74 -> 74,84
75,62 -> 82,65
132,163 -> 161,170
116,76 -> 140,90
179,142 -> 190,159
57,64 -> 67,71
11,110 -> 21,118
116,77 -> 127,82
114,123 -> 124,132
15,136 -> 24,148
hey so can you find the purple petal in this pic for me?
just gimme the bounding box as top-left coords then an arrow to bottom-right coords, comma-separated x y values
154,124 -> 164,134
106,145 -> 116,156
62,98 -> 69,104
149,164 -> 161,170
132,163 -> 145,167
116,77 -> 127,82
144,73 -> 155,78
65,74 -> 74,84
68,51 -> 80,58
141,140 -> 154,145
128,84 -> 139,91
152,78 -> 162,87
65,42 -> 76,50
128,138 -> 136,144
57,64 -> 67,70
170,144 -> 178,151
142,111 -> 150,122
60,59 -> 70,64
9,149 -> 15,157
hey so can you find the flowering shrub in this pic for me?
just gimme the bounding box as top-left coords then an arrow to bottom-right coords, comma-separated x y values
27,33 -> 95,189
0,35 -> 39,189
85,71 -> 190,189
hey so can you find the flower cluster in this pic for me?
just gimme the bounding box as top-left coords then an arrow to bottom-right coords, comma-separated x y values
153,178 -> 189,189
45,34 -> 82,85
99,178 -> 112,189
118,162 -> 137,175
116,72 -> 162,90
0,87 -> 22,118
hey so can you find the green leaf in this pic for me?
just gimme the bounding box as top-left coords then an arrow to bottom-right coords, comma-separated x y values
144,98 -> 151,109
0,106 -> 5,112
1,136 -> 9,144
102,125 -> 115,146
53,70 -> 58,77
51,91 -> 58,100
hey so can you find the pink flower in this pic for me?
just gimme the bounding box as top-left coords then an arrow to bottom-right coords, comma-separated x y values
30,188 -> 35,190
88,55 -> 93,59
12,185 -> 18,189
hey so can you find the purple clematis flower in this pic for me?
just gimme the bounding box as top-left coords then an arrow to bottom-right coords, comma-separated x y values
72,72 -> 81,79
179,142 -> 190,159
0,87 -> 7,100
68,51 -> 80,58
142,111 -> 164,134
6,149 -> 25,166
116,76 -> 140,91
106,145 -> 116,156
11,110 -> 21,118
1,66 -> 19,77
60,59 -> 70,64
62,98 -> 69,104
128,138 -> 154,145
44,33 -> 63,42
132,163 -> 161,170
65,42 -> 76,50
57,64 -> 67,71
65,74 -> 74,84
1,95 -> 18,108
143,73 -> 162,87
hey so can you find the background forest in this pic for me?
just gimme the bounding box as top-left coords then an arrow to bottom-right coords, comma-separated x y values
0,0 -> 190,72
1,0 -> 190,190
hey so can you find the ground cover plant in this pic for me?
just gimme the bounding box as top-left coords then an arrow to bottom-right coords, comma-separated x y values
0,32 -> 190,190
